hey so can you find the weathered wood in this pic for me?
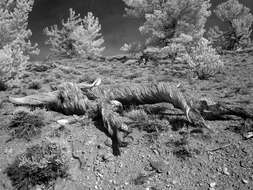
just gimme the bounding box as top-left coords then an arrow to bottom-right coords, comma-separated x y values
9,79 -> 252,155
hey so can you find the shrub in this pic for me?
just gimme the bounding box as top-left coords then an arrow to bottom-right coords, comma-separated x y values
162,34 -> 224,79
5,141 -> 69,190
0,0 -> 39,85
123,0 -> 211,46
186,37 -> 224,79
44,8 -> 105,59
8,108 -> 45,141
208,0 -> 253,50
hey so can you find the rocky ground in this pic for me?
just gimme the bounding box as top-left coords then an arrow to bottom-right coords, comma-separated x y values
0,52 -> 252,190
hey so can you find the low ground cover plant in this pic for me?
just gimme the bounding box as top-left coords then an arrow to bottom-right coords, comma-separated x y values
8,108 -> 45,141
5,141 -> 69,189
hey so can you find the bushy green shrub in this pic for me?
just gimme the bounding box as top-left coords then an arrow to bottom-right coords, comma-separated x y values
185,37 -> 224,79
44,8 -> 105,59
9,107 -> 45,141
157,34 -> 224,79
123,0 -> 211,46
5,141 -> 69,190
208,0 -> 253,50
0,0 -> 39,85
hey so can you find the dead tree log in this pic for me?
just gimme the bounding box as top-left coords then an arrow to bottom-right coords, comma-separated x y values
192,99 -> 253,120
9,79 -> 253,155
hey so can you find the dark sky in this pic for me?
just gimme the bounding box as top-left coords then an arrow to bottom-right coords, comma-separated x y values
28,0 -> 253,59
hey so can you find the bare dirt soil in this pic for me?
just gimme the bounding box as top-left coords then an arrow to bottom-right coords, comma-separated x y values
0,53 -> 252,190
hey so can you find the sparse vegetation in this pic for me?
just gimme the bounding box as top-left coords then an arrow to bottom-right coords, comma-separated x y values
44,8 -> 105,59
8,108 -> 45,141
208,0 -> 253,50
4,141 -> 69,190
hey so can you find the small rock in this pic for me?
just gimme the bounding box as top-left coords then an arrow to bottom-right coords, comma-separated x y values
152,149 -> 160,155
4,148 -> 13,154
96,172 -> 103,179
223,167 -> 230,175
104,139 -> 112,147
125,59 -> 138,65
150,160 -> 167,173
210,182 -> 216,188
57,119 -> 69,126
97,144 -> 104,149
35,185 -> 43,190
101,152 -> 114,162
172,180 -> 178,185
242,179 -> 248,184
243,132 -> 253,139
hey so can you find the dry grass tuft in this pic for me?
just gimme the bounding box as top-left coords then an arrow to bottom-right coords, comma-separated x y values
8,108 -> 45,141
124,109 -> 149,122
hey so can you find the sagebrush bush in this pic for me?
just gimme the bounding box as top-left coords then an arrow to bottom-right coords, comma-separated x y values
5,141 -> 69,190
186,37 -> 224,79
9,107 -> 45,141
123,0 -> 211,46
44,8 -> 105,59
162,34 -> 224,79
208,0 -> 253,50
0,0 -> 39,85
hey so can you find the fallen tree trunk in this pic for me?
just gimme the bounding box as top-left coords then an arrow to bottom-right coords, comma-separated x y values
9,79 -> 253,155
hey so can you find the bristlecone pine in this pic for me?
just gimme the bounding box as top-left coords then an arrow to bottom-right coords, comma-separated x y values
9,79 -> 253,155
